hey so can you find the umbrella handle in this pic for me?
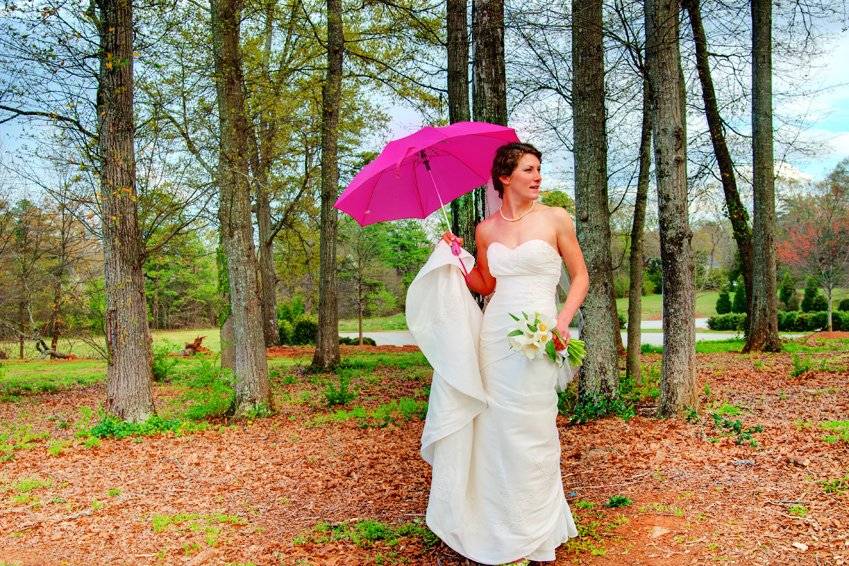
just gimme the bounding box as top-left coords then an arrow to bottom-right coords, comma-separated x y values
450,240 -> 470,277
421,150 -> 470,278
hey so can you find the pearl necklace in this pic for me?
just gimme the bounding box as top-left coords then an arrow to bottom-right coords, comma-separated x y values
499,200 -> 536,222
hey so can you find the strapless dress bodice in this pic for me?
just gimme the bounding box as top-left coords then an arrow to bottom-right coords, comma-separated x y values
486,239 -> 561,304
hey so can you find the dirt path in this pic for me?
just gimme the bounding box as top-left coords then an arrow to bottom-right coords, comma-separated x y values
0,349 -> 847,565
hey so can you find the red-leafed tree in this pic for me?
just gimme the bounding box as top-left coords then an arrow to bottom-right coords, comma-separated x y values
777,160 -> 849,331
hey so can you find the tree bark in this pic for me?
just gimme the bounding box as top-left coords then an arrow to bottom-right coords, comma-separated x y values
448,0 -> 477,251
744,0 -> 781,352
256,177 -> 279,346
250,4 -> 279,347
312,0 -> 343,370
211,0 -> 271,415
472,0 -> 506,219
645,0 -> 697,416
571,0 -> 619,399
683,0 -> 754,317
97,0 -> 155,422
626,78 -> 653,385
448,0 -> 471,125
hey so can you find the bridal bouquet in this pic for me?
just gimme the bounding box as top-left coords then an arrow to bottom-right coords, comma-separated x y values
507,311 -> 586,368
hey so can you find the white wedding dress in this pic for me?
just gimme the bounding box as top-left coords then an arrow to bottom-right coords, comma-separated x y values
406,239 -> 578,565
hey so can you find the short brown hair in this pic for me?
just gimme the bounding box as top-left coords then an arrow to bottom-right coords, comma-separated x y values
491,142 -> 542,199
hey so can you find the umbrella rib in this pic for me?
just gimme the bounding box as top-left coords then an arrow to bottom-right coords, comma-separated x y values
360,167 -> 390,225
437,132 -> 515,179
412,159 -> 426,217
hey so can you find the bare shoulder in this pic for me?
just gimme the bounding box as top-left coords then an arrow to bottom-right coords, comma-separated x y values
475,213 -> 499,243
538,203 -> 574,229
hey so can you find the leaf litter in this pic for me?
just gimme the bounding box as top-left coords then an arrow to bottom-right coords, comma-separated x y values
0,337 -> 847,564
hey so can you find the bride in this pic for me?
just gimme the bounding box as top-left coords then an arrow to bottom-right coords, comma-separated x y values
407,142 -> 589,564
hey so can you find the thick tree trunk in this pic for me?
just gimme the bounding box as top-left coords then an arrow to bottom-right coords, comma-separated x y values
312,0 -> 343,370
571,0 -> 619,399
683,0 -> 754,316
646,0 -> 697,416
448,0 -> 477,249
211,0 -> 271,415
472,0 -> 506,219
626,79 -> 653,386
744,0 -> 781,352
448,0 -> 471,125
97,0 -> 155,422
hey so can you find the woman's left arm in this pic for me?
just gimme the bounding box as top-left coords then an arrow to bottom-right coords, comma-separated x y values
553,208 -> 589,338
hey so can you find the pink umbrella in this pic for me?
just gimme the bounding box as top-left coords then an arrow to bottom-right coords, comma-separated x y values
334,121 -> 519,230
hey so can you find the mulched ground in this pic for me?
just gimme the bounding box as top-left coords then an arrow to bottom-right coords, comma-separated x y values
0,340 -> 847,565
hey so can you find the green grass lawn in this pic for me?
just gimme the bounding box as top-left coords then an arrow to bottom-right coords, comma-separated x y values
338,313 -> 408,332
616,291 -> 720,320
0,359 -> 106,398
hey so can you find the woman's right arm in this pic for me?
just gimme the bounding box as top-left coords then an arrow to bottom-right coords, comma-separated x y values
444,225 -> 495,296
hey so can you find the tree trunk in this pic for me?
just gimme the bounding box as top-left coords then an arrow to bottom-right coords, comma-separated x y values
448,0 -> 477,250
358,277 -> 364,346
251,4 -> 279,348
216,240 -> 234,370
220,316 -> 235,370
211,0 -> 271,415
571,0 -> 619,399
472,0 -> 506,218
827,286 -> 833,331
256,182 -> 279,346
49,271 -> 63,351
18,300 -> 25,359
646,0 -> 697,416
683,0 -> 754,317
744,0 -> 782,352
97,0 -> 155,422
312,0 -> 343,370
626,78 -> 653,386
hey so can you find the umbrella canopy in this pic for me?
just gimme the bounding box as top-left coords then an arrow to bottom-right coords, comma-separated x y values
334,121 -> 519,226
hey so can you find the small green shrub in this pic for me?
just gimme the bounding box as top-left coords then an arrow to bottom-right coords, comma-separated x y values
732,281 -> 747,313
715,290 -> 732,314
324,373 -> 356,407
89,415 -> 207,439
788,504 -> 808,517
801,277 -> 828,312
180,359 -> 234,421
291,317 -> 318,345
709,412 -> 763,446
339,336 -> 377,346
605,495 -> 632,508
277,320 -> 293,345
641,273 -> 656,296
791,353 -> 811,377
152,341 -> 179,382
712,402 -> 742,417
707,313 -> 746,331
820,475 -> 849,494
277,295 -> 305,323
613,275 -> 629,299
838,298 -> 849,312
820,420 -> 849,444
570,393 -> 635,424
294,519 -> 437,549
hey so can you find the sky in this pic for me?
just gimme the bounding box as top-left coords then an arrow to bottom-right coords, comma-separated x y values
383,30 -> 849,188
2,22 -> 848,200
780,31 -> 849,179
